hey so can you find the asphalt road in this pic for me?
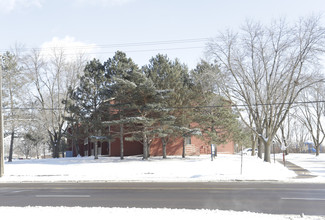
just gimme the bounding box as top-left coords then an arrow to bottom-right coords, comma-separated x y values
0,182 -> 325,215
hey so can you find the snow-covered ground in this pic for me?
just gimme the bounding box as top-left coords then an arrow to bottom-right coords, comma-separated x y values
0,154 -> 300,183
0,206 -> 323,220
1,153 -> 325,219
285,153 -> 325,180
1,153 -> 325,182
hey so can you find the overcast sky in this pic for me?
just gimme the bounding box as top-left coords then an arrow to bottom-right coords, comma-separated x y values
1,0 -> 325,68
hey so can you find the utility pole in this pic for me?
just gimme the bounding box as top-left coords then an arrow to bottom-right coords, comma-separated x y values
0,64 -> 4,177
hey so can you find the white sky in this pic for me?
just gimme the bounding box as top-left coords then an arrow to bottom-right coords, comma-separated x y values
1,0 -> 325,68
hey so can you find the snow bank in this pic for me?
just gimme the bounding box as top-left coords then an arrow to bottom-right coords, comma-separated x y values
0,207 -> 322,220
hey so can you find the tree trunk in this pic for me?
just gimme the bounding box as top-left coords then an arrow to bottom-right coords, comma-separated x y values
120,123 -> 124,160
54,140 -> 60,158
61,141 -> 65,158
94,141 -> 98,159
257,137 -> 263,159
36,144 -> 40,159
251,133 -> 257,156
50,131 -> 60,158
264,141 -> 271,163
57,141 -> 61,158
143,130 -> 148,160
53,141 -> 58,158
25,148 -> 30,159
72,125 -> 80,156
182,137 -> 186,158
72,138 -> 75,156
162,138 -> 167,159
8,130 -> 15,162
73,137 -> 80,156
316,144 -> 320,156
75,125 -> 81,156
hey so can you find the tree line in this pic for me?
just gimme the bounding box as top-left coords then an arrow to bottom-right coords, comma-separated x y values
1,15 -> 325,162
66,52 -> 243,160
0,49 -> 243,161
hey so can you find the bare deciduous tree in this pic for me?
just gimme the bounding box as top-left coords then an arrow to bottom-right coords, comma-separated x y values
207,15 -> 325,162
295,83 -> 325,156
24,48 -> 86,158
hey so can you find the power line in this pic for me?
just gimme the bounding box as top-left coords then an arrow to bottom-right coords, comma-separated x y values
86,46 -> 205,55
3,100 -> 325,111
152,100 -> 325,110
0,38 -> 210,54
39,46 -> 205,58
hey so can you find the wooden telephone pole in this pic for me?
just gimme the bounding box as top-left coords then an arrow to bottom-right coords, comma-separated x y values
0,65 -> 4,177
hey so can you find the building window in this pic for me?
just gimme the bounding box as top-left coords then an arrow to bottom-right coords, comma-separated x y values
185,136 -> 191,145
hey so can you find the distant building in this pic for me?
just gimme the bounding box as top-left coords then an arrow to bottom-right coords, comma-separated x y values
67,100 -> 234,157
67,125 -> 234,157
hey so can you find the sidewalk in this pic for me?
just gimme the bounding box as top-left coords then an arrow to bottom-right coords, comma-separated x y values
277,159 -> 317,179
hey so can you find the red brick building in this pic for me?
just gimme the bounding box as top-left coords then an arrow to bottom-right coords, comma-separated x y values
68,131 -> 234,157
149,136 -> 234,156
67,108 -> 234,157
68,132 -> 143,157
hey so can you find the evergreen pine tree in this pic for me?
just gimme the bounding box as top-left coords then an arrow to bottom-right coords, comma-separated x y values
110,70 -> 165,160
68,59 -> 111,159
191,60 -> 240,153
103,51 -> 142,159
102,52 -> 171,160
144,54 -> 199,158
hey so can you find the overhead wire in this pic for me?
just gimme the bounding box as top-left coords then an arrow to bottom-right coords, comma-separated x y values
0,37 -> 210,55
3,100 -> 325,112
1,37 -> 322,113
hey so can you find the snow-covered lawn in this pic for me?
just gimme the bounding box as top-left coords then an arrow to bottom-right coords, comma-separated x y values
285,153 -> 325,180
0,154 -> 299,183
0,206 -> 322,220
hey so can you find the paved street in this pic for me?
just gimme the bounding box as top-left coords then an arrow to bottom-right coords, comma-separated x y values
0,182 -> 324,215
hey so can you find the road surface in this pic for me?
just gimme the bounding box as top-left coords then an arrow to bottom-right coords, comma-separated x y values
0,182 -> 324,215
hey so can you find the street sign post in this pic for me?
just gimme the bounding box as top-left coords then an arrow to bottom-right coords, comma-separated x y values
211,144 -> 215,161
281,145 -> 287,167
